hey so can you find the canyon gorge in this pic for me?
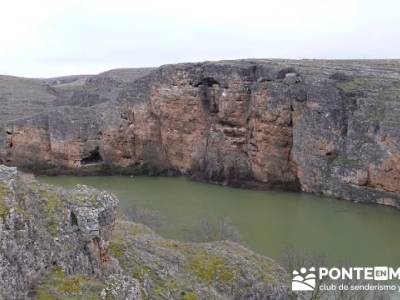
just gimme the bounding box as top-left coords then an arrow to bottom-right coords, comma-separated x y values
0,59 -> 399,207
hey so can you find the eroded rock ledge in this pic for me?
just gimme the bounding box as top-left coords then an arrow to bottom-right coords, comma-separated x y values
0,165 -> 295,299
0,59 -> 399,207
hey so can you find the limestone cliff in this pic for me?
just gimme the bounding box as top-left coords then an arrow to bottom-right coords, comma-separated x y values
0,165 -> 294,299
0,60 -> 399,207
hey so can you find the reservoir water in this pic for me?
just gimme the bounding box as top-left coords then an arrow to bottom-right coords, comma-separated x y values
40,176 -> 400,266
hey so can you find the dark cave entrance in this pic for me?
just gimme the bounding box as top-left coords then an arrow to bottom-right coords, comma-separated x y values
195,77 -> 221,113
81,146 -> 102,165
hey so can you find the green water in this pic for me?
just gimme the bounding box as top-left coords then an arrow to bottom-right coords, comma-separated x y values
40,176 -> 400,266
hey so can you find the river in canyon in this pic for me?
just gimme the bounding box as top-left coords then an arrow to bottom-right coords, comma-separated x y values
40,175 -> 400,266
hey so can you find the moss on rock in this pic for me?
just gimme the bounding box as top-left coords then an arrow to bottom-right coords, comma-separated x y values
332,155 -> 362,167
189,252 -> 236,284
38,189 -> 65,236
181,291 -> 199,300
35,267 -> 104,300
109,220 -> 292,299
0,200 -> 10,220
0,182 -> 11,219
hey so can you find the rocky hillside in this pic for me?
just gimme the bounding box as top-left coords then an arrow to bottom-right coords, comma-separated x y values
0,165 -> 294,299
0,60 -> 399,207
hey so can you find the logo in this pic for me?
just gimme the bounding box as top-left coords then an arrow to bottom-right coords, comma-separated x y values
292,267 -> 316,291
291,266 -> 400,292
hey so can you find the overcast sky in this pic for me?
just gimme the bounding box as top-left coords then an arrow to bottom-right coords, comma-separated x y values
0,0 -> 399,77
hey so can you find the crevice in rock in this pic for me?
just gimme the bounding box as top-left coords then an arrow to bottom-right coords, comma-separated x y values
196,77 -> 221,114
218,120 -> 237,128
70,211 -> 78,226
287,101 -> 301,191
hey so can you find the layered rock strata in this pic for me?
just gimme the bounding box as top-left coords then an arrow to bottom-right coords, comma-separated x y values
0,60 -> 399,206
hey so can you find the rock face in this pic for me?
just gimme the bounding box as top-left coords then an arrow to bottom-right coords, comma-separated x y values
0,60 -> 400,206
0,165 -> 123,299
0,165 -> 294,299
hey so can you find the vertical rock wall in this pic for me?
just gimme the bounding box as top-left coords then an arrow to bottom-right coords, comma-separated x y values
0,60 -> 399,206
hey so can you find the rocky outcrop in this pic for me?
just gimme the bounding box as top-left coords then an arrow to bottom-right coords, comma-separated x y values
0,60 -> 399,207
0,165 -> 125,299
108,220 -> 295,300
0,165 -> 294,299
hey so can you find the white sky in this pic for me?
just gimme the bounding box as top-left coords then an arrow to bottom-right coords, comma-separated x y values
0,0 -> 399,77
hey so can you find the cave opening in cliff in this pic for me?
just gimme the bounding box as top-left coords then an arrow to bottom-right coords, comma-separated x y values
195,77 -> 221,113
81,146 -> 103,165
